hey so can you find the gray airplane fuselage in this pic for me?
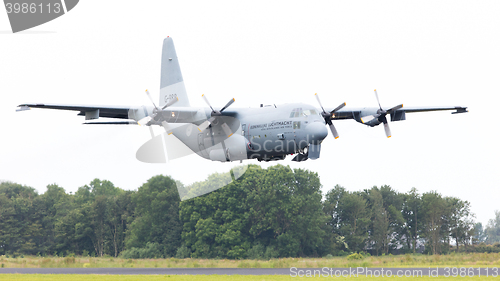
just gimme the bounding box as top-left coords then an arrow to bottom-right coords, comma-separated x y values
167,103 -> 328,162
236,103 -> 327,161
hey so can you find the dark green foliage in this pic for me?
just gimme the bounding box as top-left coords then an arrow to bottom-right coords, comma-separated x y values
175,244 -> 191,259
120,242 -> 163,259
324,186 -> 370,253
125,175 -> 182,258
0,182 -> 43,256
401,187 -> 421,253
179,165 -> 328,259
0,167 -> 490,258
0,179 -> 134,257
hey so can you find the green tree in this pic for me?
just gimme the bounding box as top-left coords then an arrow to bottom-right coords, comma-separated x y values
402,187 -> 422,253
0,182 -> 43,255
125,175 -> 181,258
369,188 -> 389,255
337,192 -> 370,252
421,191 -> 446,254
485,210 -> 500,244
446,197 -> 474,251
40,184 -> 72,255
107,190 -> 134,257
180,165 -> 327,258
472,222 -> 486,244
323,185 -> 348,254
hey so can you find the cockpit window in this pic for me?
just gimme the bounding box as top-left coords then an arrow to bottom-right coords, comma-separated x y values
302,109 -> 318,116
290,108 -> 318,118
290,108 -> 302,118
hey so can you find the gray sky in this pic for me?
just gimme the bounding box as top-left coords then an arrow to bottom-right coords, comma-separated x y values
1,1 -> 499,225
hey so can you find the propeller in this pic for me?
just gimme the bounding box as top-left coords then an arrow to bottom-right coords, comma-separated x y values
315,93 -> 346,139
198,94 -> 236,137
137,89 -> 178,134
360,89 -> 403,138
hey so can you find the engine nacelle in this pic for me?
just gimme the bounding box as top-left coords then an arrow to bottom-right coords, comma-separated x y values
390,110 -> 406,122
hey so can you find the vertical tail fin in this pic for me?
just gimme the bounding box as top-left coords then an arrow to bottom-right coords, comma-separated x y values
159,37 -> 191,108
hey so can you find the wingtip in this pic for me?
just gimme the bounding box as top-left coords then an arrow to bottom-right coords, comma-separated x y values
16,105 -> 31,112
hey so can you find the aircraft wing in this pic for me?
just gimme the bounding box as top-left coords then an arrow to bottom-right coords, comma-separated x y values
17,103 -> 134,119
16,103 -> 204,124
330,105 -> 468,120
395,106 -> 468,114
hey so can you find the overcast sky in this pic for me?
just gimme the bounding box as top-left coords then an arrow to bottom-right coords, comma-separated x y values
1,1 -> 499,225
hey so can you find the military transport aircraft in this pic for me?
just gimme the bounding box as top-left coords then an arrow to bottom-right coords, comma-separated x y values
17,37 -> 468,164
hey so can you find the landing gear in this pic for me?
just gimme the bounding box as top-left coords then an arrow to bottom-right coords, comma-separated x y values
291,147 -> 308,162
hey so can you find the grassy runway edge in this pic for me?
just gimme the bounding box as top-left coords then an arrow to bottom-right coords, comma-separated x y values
0,275 -> 499,281
1,253 -> 500,269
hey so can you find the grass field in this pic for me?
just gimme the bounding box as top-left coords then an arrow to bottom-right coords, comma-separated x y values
1,253 -> 500,269
0,275 -> 499,281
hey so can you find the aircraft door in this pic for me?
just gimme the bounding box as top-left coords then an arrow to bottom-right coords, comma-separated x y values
197,130 -> 214,159
197,133 -> 209,158
282,130 -> 296,154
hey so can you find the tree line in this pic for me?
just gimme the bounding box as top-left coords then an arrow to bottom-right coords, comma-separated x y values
0,165 -> 499,258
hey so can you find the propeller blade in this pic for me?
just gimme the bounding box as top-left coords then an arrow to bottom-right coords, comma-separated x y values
315,93 -> 326,113
197,120 -> 211,132
361,115 -> 376,124
145,90 -> 159,110
331,102 -> 346,113
162,96 -> 179,110
387,104 -> 403,114
138,116 -> 152,126
161,121 -> 172,135
197,116 -> 216,132
220,98 -> 235,113
384,122 -> 392,138
374,89 -> 382,110
329,124 -> 339,139
202,94 -> 215,113
315,94 -> 343,139
221,123 -> 233,137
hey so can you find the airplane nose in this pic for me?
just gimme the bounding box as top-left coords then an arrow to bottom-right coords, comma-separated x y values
305,122 -> 328,144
